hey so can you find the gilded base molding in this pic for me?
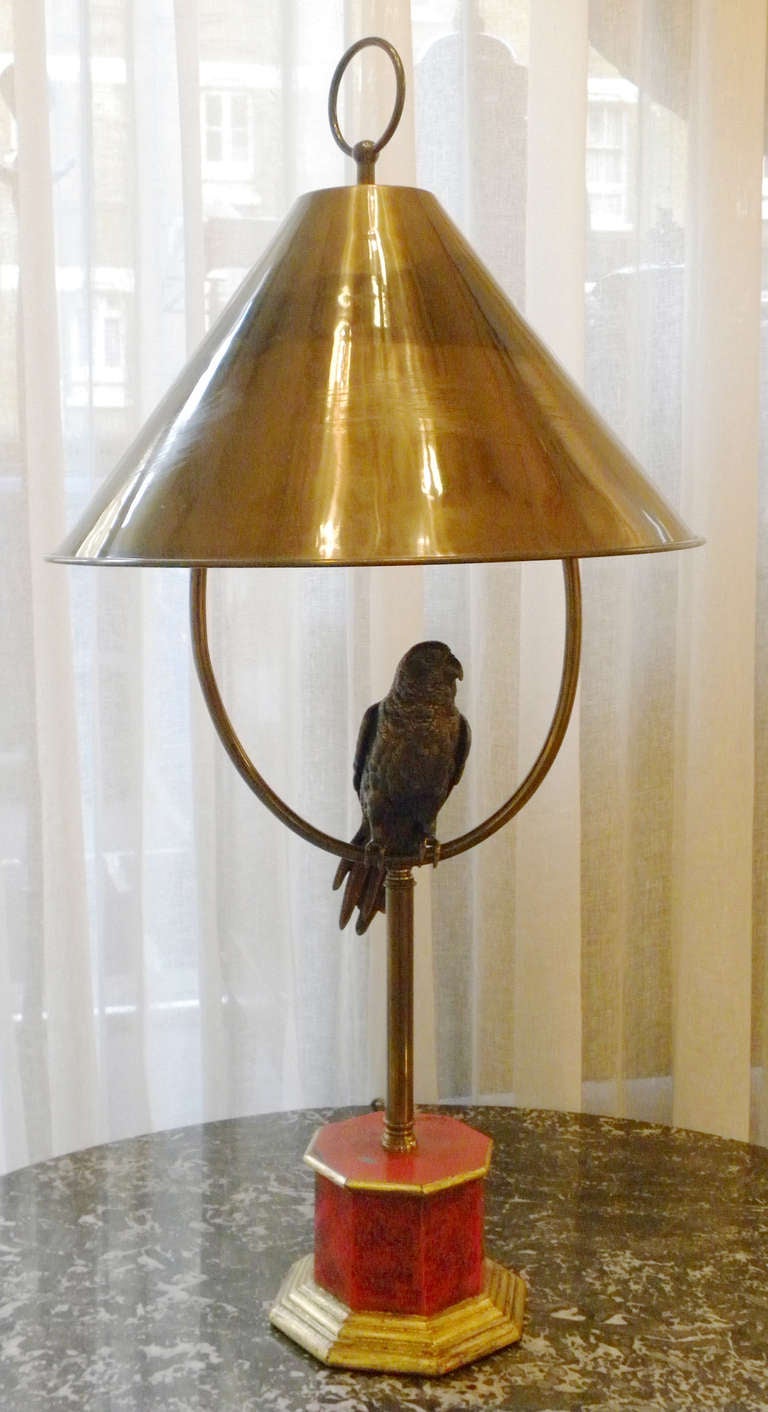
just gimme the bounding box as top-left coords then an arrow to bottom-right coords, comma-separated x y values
269,1253 -> 526,1375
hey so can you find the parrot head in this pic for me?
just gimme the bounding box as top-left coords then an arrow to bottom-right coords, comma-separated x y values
392,640 -> 464,701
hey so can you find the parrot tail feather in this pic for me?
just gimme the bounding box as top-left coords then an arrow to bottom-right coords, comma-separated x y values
355,862 -> 386,935
333,823 -> 367,895
332,857 -> 350,892
334,824 -> 385,933
338,862 -> 367,929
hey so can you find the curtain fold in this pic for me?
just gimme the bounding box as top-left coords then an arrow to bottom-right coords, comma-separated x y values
10,0 -> 102,1167
670,0 -> 764,1140
510,0 -> 587,1113
3,0 -> 768,1172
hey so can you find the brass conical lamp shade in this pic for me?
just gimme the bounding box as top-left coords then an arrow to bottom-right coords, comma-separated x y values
51,183 -> 699,567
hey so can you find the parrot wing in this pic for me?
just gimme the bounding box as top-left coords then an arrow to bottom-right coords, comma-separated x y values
453,714 -> 471,789
352,702 -> 380,796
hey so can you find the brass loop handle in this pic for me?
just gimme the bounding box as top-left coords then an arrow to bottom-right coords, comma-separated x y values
328,36 -> 406,183
190,561 -> 582,870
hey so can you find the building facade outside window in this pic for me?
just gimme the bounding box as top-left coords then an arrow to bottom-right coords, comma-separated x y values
202,89 -> 253,177
586,79 -> 637,233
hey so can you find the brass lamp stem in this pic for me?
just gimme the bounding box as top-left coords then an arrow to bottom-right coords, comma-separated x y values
382,868 -> 417,1153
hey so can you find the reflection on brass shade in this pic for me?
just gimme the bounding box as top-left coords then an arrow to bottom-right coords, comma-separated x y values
51,183 -> 700,566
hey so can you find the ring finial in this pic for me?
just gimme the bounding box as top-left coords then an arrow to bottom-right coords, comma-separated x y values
328,37 -> 406,184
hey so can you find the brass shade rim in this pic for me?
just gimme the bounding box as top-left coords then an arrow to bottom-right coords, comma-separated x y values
47,538 -> 703,568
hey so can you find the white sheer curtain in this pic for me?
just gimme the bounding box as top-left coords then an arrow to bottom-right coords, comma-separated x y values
2,0 -> 767,1175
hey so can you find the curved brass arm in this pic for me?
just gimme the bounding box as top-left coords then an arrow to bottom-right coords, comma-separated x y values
189,561 -> 582,868
190,568 -> 353,858
440,558 -> 582,858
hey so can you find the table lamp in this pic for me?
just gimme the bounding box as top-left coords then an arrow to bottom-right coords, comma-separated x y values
50,37 -> 701,1376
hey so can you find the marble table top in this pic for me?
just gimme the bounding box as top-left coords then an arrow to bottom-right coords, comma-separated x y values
1,1105 -> 767,1410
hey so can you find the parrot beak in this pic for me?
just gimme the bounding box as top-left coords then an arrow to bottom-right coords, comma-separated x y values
451,657 -> 463,682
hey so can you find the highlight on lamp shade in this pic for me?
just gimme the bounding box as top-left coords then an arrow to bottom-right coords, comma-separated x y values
50,182 -> 701,568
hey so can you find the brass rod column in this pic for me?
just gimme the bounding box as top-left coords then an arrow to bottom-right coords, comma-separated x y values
382,867 -> 417,1152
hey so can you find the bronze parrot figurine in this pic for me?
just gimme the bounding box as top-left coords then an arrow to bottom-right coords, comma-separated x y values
333,641 -> 471,934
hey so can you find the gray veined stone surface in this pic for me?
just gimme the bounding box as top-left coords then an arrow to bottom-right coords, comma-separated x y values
1,1106 -> 767,1410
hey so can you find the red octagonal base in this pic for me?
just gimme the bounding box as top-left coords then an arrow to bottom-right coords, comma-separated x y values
271,1110 -> 526,1373
306,1111 -> 492,1316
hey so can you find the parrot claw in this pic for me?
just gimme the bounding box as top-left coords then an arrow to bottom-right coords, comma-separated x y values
419,836 -> 441,868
